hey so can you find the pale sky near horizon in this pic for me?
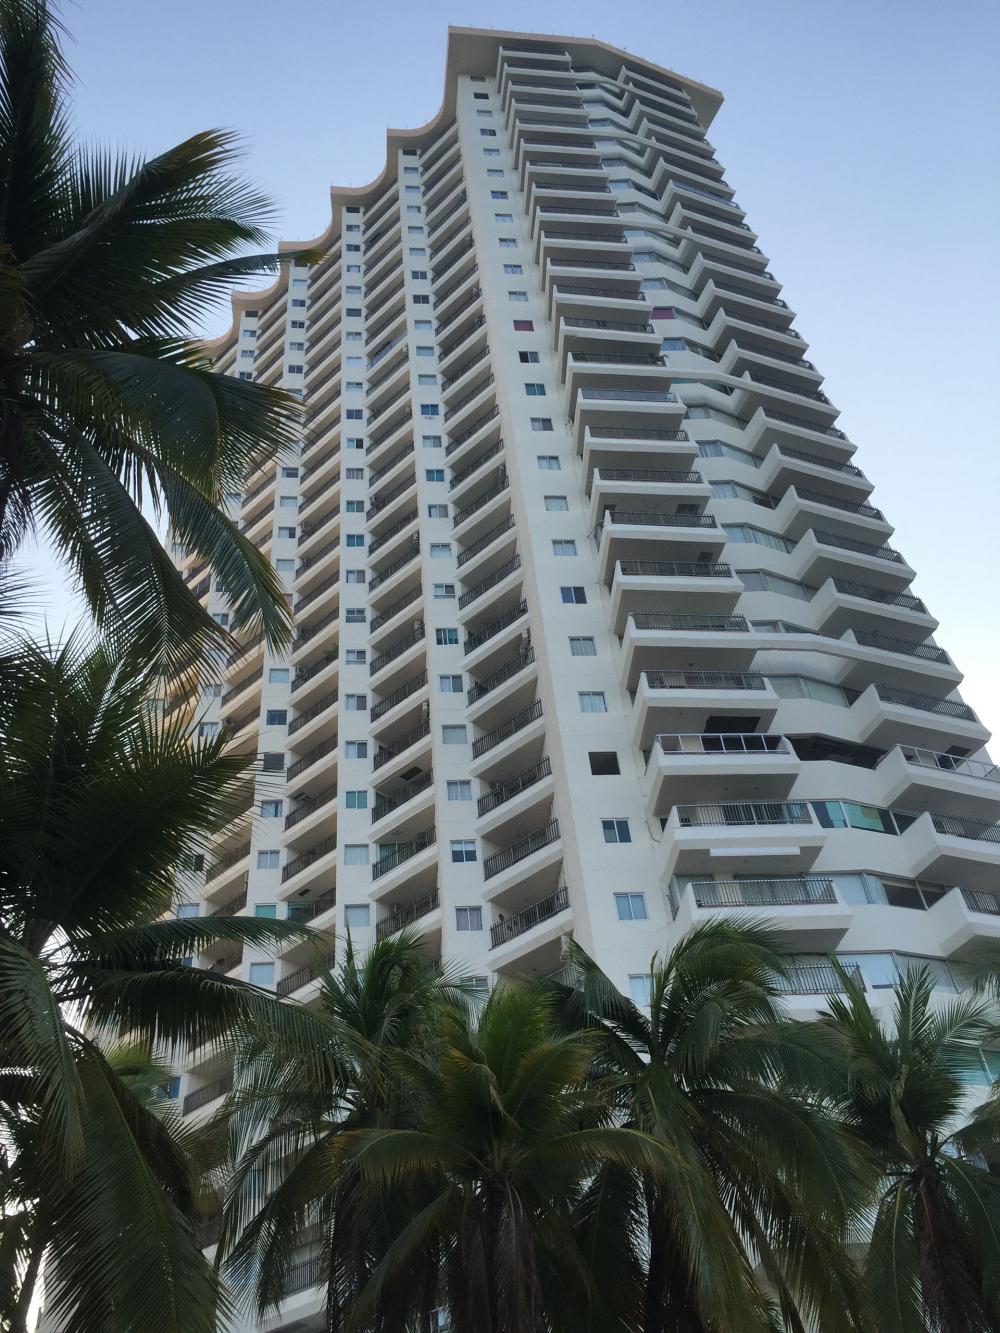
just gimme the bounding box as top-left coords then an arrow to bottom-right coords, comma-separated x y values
26,0 -> 1000,741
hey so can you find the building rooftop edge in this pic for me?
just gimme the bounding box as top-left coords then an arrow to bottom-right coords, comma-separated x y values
202,26 -> 721,355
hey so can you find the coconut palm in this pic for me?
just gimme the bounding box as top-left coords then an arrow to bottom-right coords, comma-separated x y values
816,962 -> 1000,1333
219,932 -> 476,1330
0,0 -> 312,671
0,634 -> 334,1331
549,923 -> 872,1333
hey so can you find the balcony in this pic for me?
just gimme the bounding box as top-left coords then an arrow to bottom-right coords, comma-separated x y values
372,717 -> 431,774
900,811 -> 1000,894
276,948 -> 337,998
284,783 -> 337,834
459,553 -> 521,611
648,732 -> 798,815
208,888 -> 247,918
376,888 -> 440,941
670,874 -> 849,949
369,622 -> 425,679
490,885 -> 569,948
464,597 -> 529,655
610,558 -> 740,632
205,841 -> 251,887
286,735 -> 338,784
468,648 -> 535,706
478,756 -> 553,818
370,669 -> 427,724
875,746 -> 1000,821
182,1072 -> 234,1116
596,509 -> 722,583
281,832 -> 337,885
624,611 -> 754,686
287,886 -> 337,924
288,689 -> 337,738
472,699 -> 543,760
812,577 -> 935,638
633,669 -> 777,747
776,962 -> 864,997
371,769 -> 434,826
483,818 -> 561,881
371,829 -> 435,881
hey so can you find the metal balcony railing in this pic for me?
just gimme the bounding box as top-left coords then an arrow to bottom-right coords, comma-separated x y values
562,316 -> 654,334
368,509 -> 419,558
209,889 -> 247,918
205,842 -> 251,884
434,264 -> 480,312
441,344 -> 491,392
453,475 -> 509,529
446,405 -> 501,457
450,437 -> 505,490
468,649 -> 535,705
208,948 -> 243,975
644,669 -> 766,691
763,408 -> 846,440
376,888 -> 440,940
371,770 -> 434,823
439,314 -> 487,362
295,608 -> 338,647
368,469 -> 416,516
831,578 -> 926,613
601,509 -> 715,530
371,670 -> 427,722
368,406 -> 413,453
373,718 -> 431,770
288,690 -> 337,735
654,732 -> 790,757
443,374 -> 495,424
368,542 -> 419,593
688,876 -> 835,908
182,1072 -> 234,1116
631,611 -> 749,632
287,735 -> 338,781
599,467 -> 701,485
282,833 -> 337,884
366,331 -> 408,371
477,756 -> 552,817
284,783 -> 337,830
570,351 -> 661,366
893,747 -> 999,783
794,488 -> 882,520
812,530 -> 903,564
435,287 -> 482,337
292,651 -> 338,693
775,962 -> 863,995
459,554 -> 521,609
587,424 -> 688,441
465,598 -> 528,653
296,538 -> 339,577
852,629 -> 949,663
369,586 -> 422,633
287,887 -> 337,923
370,623 -> 425,677
928,813 -> 1000,845
368,441 -> 415,485
873,684 -> 977,723
371,829 -> 435,880
277,949 -> 337,998
221,667 -> 263,707
555,283 -> 644,301
619,559 -> 731,579
490,886 -> 570,948
457,515 -> 515,569
483,819 -> 561,880
675,800 -> 813,828
961,888 -> 1000,917
472,699 -> 543,759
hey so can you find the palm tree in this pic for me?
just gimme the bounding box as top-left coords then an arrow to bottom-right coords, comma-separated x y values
0,0 -> 312,671
816,962 -> 1000,1333
0,634 -> 335,1331
549,923 -> 872,1333
219,932 -> 474,1331
311,982 -> 678,1333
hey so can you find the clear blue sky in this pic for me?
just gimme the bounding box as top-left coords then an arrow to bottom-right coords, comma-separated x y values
31,0 -> 1000,738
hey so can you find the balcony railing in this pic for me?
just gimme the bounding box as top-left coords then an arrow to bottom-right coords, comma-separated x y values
465,598 -> 528,653
370,670 -> 427,722
927,813 -> 1000,845
373,717 -> 431,770
439,314 -> 487,362
619,558 -> 730,579
368,508 -> 418,557
598,467 -> 701,484
368,441 -> 415,485
483,819 -> 561,880
763,408 -> 846,440
376,888 -> 440,940
675,800 -> 813,828
459,554 -> 521,610
776,962 -> 863,995
831,578 -> 926,614
580,389 -> 675,404
182,1073 -> 233,1116
457,515 -> 515,569
852,629 -> 949,663
276,948 -> 337,998
450,436 -> 505,490
601,509 -> 715,530
435,263 -> 480,312
292,651 -> 338,692
208,948 -> 243,975
873,684 -> 977,723
288,690 -> 337,735
441,344 -> 491,392
631,611 -> 749,632
446,405 -> 501,457
893,747 -> 999,784
563,316 -> 653,334
221,667 -> 263,707
287,887 -> 337,923
443,374 -> 495,424
287,735 -> 338,781
368,542 -> 420,593
644,669 -> 766,691
435,287 -> 482,337
587,424 -> 688,441
478,756 -> 552,817
570,351 -> 662,367
960,888 -> 1000,917
370,622 -> 425,677
795,488 -> 882,520
812,530 -> 903,565
369,585 -> 422,633
687,876 -> 835,908
209,889 -> 247,918
206,842 -> 251,884
555,283 -> 644,302
654,732 -> 790,757
490,885 -> 570,948
282,833 -> 337,883
371,769 -> 434,823
453,475 -> 509,529
468,648 -> 535,704
371,829 -> 435,880
284,783 -> 337,830
473,699 -> 543,758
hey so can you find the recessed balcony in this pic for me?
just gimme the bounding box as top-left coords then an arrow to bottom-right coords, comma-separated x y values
371,716 -> 432,782
610,558 -> 742,633
370,829 -> 437,903
376,888 -> 441,944
647,732 -> 799,815
371,768 -> 434,838
283,781 -> 337,850
489,886 -> 571,976
623,611 -> 755,687
471,698 -> 546,780
632,669 -> 779,748
660,800 -> 825,879
280,832 -> 337,892
286,735 -> 338,792
595,507 -> 724,583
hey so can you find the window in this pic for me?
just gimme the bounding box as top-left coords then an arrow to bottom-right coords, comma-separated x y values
210,612 -> 229,626
203,683 -> 222,698
430,543 -> 451,558
436,627 -> 459,645
487,168 -> 504,177
477,109 -> 494,118
552,539 -> 576,556
275,557 -> 294,572
406,204 -> 422,214
345,570 -> 365,584
422,434 -> 442,448
592,757 -> 624,778
291,298 -> 307,308
411,269 -> 428,279
414,319 -> 432,329
536,455 -> 560,470
345,408 -> 363,420
345,740 -> 368,759
530,417 -> 553,432
499,236 -> 516,247
425,468 -> 445,482
346,436 -> 364,449
175,902 -> 199,920
416,345 -> 434,356
513,319 -> 534,331
420,404 -> 439,417
433,583 -> 455,599
346,380 -> 363,391
249,963 -> 274,988
442,724 -> 467,744
412,294 -> 430,305
480,128 -> 497,137
569,636 -> 597,657
345,499 -> 364,513
545,495 -> 569,511
451,840 -> 477,863
261,753 -> 284,772
255,903 -> 277,919
447,780 -> 473,801
439,674 -> 463,693
345,905 -> 370,928
407,225 -> 424,235
602,818 -> 632,844
579,691 -> 607,713
629,974 -> 653,1006
490,190 -> 508,200
456,906 -> 483,931
525,382 -> 545,397
197,721 -> 219,738
265,709 -> 287,725
508,290 -> 527,301
280,467 -> 299,478
518,349 -> 539,362
345,533 -> 364,547
345,790 -> 368,809
503,263 -> 524,276
561,586 -> 586,604
409,246 -> 426,256
278,495 -> 297,509
615,893 -> 648,921
290,319 -> 305,329
344,844 -> 369,865
427,503 -> 448,518
345,649 -> 366,665
484,147 -> 501,157
345,467 -> 364,480
345,607 -> 366,623
277,527 -> 296,539
494,213 -> 513,223
257,850 -> 279,870
344,693 -> 367,710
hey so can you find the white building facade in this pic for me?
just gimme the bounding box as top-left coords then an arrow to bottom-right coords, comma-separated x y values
174,27 -> 999,1325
